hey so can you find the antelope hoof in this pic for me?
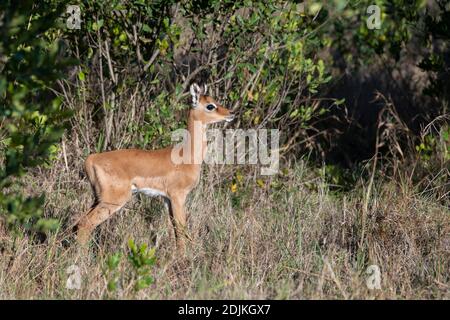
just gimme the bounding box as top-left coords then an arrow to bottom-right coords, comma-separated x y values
76,226 -> 92,246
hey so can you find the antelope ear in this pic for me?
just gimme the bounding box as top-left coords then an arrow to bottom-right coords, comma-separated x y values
203,84 -> 208,95
190,83 -> 201,108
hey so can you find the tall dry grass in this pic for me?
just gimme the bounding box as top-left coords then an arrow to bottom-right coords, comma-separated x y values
0,143 -> 448,299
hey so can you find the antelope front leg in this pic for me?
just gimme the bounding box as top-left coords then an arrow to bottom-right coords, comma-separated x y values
76,201 -> 127,245
168,193 -> 189,253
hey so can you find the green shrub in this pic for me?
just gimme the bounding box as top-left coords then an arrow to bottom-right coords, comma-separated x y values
0,0 -> 73,232
103,239 -> 157,297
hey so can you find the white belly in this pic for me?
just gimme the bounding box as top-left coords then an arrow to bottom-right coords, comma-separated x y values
131,185 -> 167,198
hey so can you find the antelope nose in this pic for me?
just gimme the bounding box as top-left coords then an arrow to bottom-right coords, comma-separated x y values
226,113 -> 235,122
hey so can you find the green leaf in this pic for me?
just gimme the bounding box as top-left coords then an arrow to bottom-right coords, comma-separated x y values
78,71 -> 85,81
335,98 -> 345,106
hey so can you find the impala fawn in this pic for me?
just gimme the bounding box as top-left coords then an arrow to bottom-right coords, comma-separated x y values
75,83 -> 234,250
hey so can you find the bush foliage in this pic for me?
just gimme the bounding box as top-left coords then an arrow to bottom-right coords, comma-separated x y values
0,1 -> 72,232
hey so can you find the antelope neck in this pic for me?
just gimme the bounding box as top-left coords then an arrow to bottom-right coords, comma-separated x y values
186,111 -> 208,165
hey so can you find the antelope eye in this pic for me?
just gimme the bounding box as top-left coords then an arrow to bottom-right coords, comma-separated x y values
206,104 -> 216,111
